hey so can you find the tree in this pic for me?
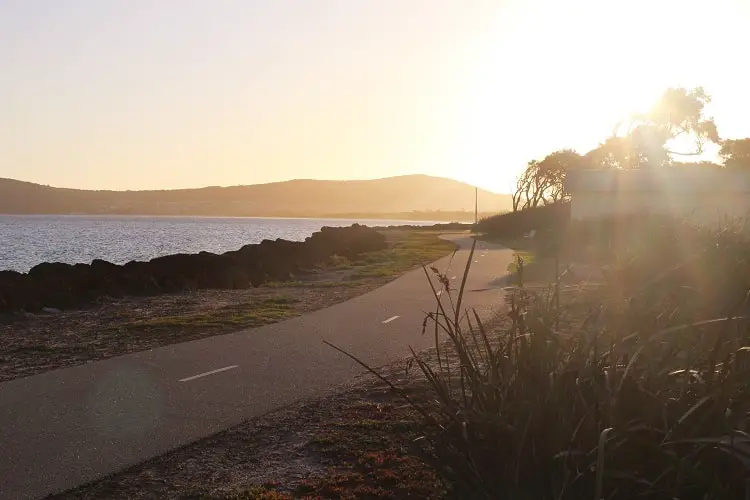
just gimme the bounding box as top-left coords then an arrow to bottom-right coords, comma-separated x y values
719,138 -> 750,169
586,87 -> 720,169
584,136 -> 639,169
512,149 -> 585,211
645,86 -> 719,157
509,87 -> 722,213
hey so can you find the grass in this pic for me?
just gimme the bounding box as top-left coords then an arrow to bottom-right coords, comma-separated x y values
478,233 -> 561,284
265,280 -> 367,288
115,230 -> 456,335
505,250 -> 535,273
348,230 -> 457,279
261,297 -> 299,305
119,298 -> 300,330
329,217 -> 750,499
264,230 -> 456,282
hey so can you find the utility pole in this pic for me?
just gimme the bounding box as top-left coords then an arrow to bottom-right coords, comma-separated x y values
474,187 -> 478,225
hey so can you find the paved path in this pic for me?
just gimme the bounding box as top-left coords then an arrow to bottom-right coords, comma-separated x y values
0,236 -> 513,499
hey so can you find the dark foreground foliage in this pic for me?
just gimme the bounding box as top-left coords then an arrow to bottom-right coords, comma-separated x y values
338,216 -> 750,499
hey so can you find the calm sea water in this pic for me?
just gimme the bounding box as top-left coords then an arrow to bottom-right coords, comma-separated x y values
0,215 -> 437,272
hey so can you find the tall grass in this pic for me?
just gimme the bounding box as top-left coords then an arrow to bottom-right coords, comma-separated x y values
330,217 -> 750,499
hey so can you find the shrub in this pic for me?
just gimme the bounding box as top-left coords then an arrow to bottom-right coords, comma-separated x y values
475,203 -> 570,239
333,219 -> 750,499
424,232 -> 750,499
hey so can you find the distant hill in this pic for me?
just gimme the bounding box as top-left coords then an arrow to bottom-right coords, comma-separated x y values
0,175 -> 512,221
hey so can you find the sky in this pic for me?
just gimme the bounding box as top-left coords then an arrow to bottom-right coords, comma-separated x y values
1,0 -> 749,194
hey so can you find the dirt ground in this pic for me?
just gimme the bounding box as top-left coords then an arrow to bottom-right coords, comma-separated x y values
0,230 -> 456,382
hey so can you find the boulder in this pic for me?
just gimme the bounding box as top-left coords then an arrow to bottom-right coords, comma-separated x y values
90,259 -> 126,297
0,270 -> 35,312
27,262 -> 84,308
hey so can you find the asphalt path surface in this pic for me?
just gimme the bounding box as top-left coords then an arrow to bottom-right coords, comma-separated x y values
0,235 -> 513,499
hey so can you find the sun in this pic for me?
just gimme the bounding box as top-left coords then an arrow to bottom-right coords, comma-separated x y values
440,0 -> 736,192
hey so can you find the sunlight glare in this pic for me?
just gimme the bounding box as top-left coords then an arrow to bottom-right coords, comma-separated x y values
448,0 -> 743,191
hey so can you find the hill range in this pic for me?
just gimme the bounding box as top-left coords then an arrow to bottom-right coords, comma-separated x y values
0,175 -> 512,221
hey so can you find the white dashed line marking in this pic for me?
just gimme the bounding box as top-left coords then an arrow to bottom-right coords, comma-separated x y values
178,365 -> 239,382
382,315 -> 400,324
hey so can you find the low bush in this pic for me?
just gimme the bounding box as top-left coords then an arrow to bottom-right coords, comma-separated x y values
475,203 -> 570,239
334,218 -> 750,499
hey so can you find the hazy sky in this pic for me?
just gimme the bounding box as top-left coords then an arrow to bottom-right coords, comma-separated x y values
2,0 -> 749,193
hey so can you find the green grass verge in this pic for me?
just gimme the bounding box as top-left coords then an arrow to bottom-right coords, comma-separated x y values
119,298 -> 300,331
347,231 -> 457,279
115,230 -> 456,334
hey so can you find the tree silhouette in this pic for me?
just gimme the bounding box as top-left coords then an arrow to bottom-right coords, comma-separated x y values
512,149 -> 585,211
719,138 -> 750,169
584,136 -> 639,169
586,87 -> 719,169
509,87 -> 724,213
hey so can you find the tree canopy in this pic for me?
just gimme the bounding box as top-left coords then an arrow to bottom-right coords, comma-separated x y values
511,149 -> 585,211
585,87 -> 719,169
509,86 -> 740,211
719,139 -> 750,169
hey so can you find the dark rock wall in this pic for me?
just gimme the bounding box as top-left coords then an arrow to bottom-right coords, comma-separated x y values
0,225 -> 386,313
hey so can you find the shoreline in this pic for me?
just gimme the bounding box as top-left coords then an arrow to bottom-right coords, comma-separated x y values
0,219 -> 471,274
0,224 -> 389,313
0,230 -> 457,382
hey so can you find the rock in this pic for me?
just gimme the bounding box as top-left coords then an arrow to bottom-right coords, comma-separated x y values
0,270 -> 35,312
0,224 -> 388,313
27,262 -> 82,309
90,259 -> 126,297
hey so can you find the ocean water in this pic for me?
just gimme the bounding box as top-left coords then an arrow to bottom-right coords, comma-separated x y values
0,215 -> 436,272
